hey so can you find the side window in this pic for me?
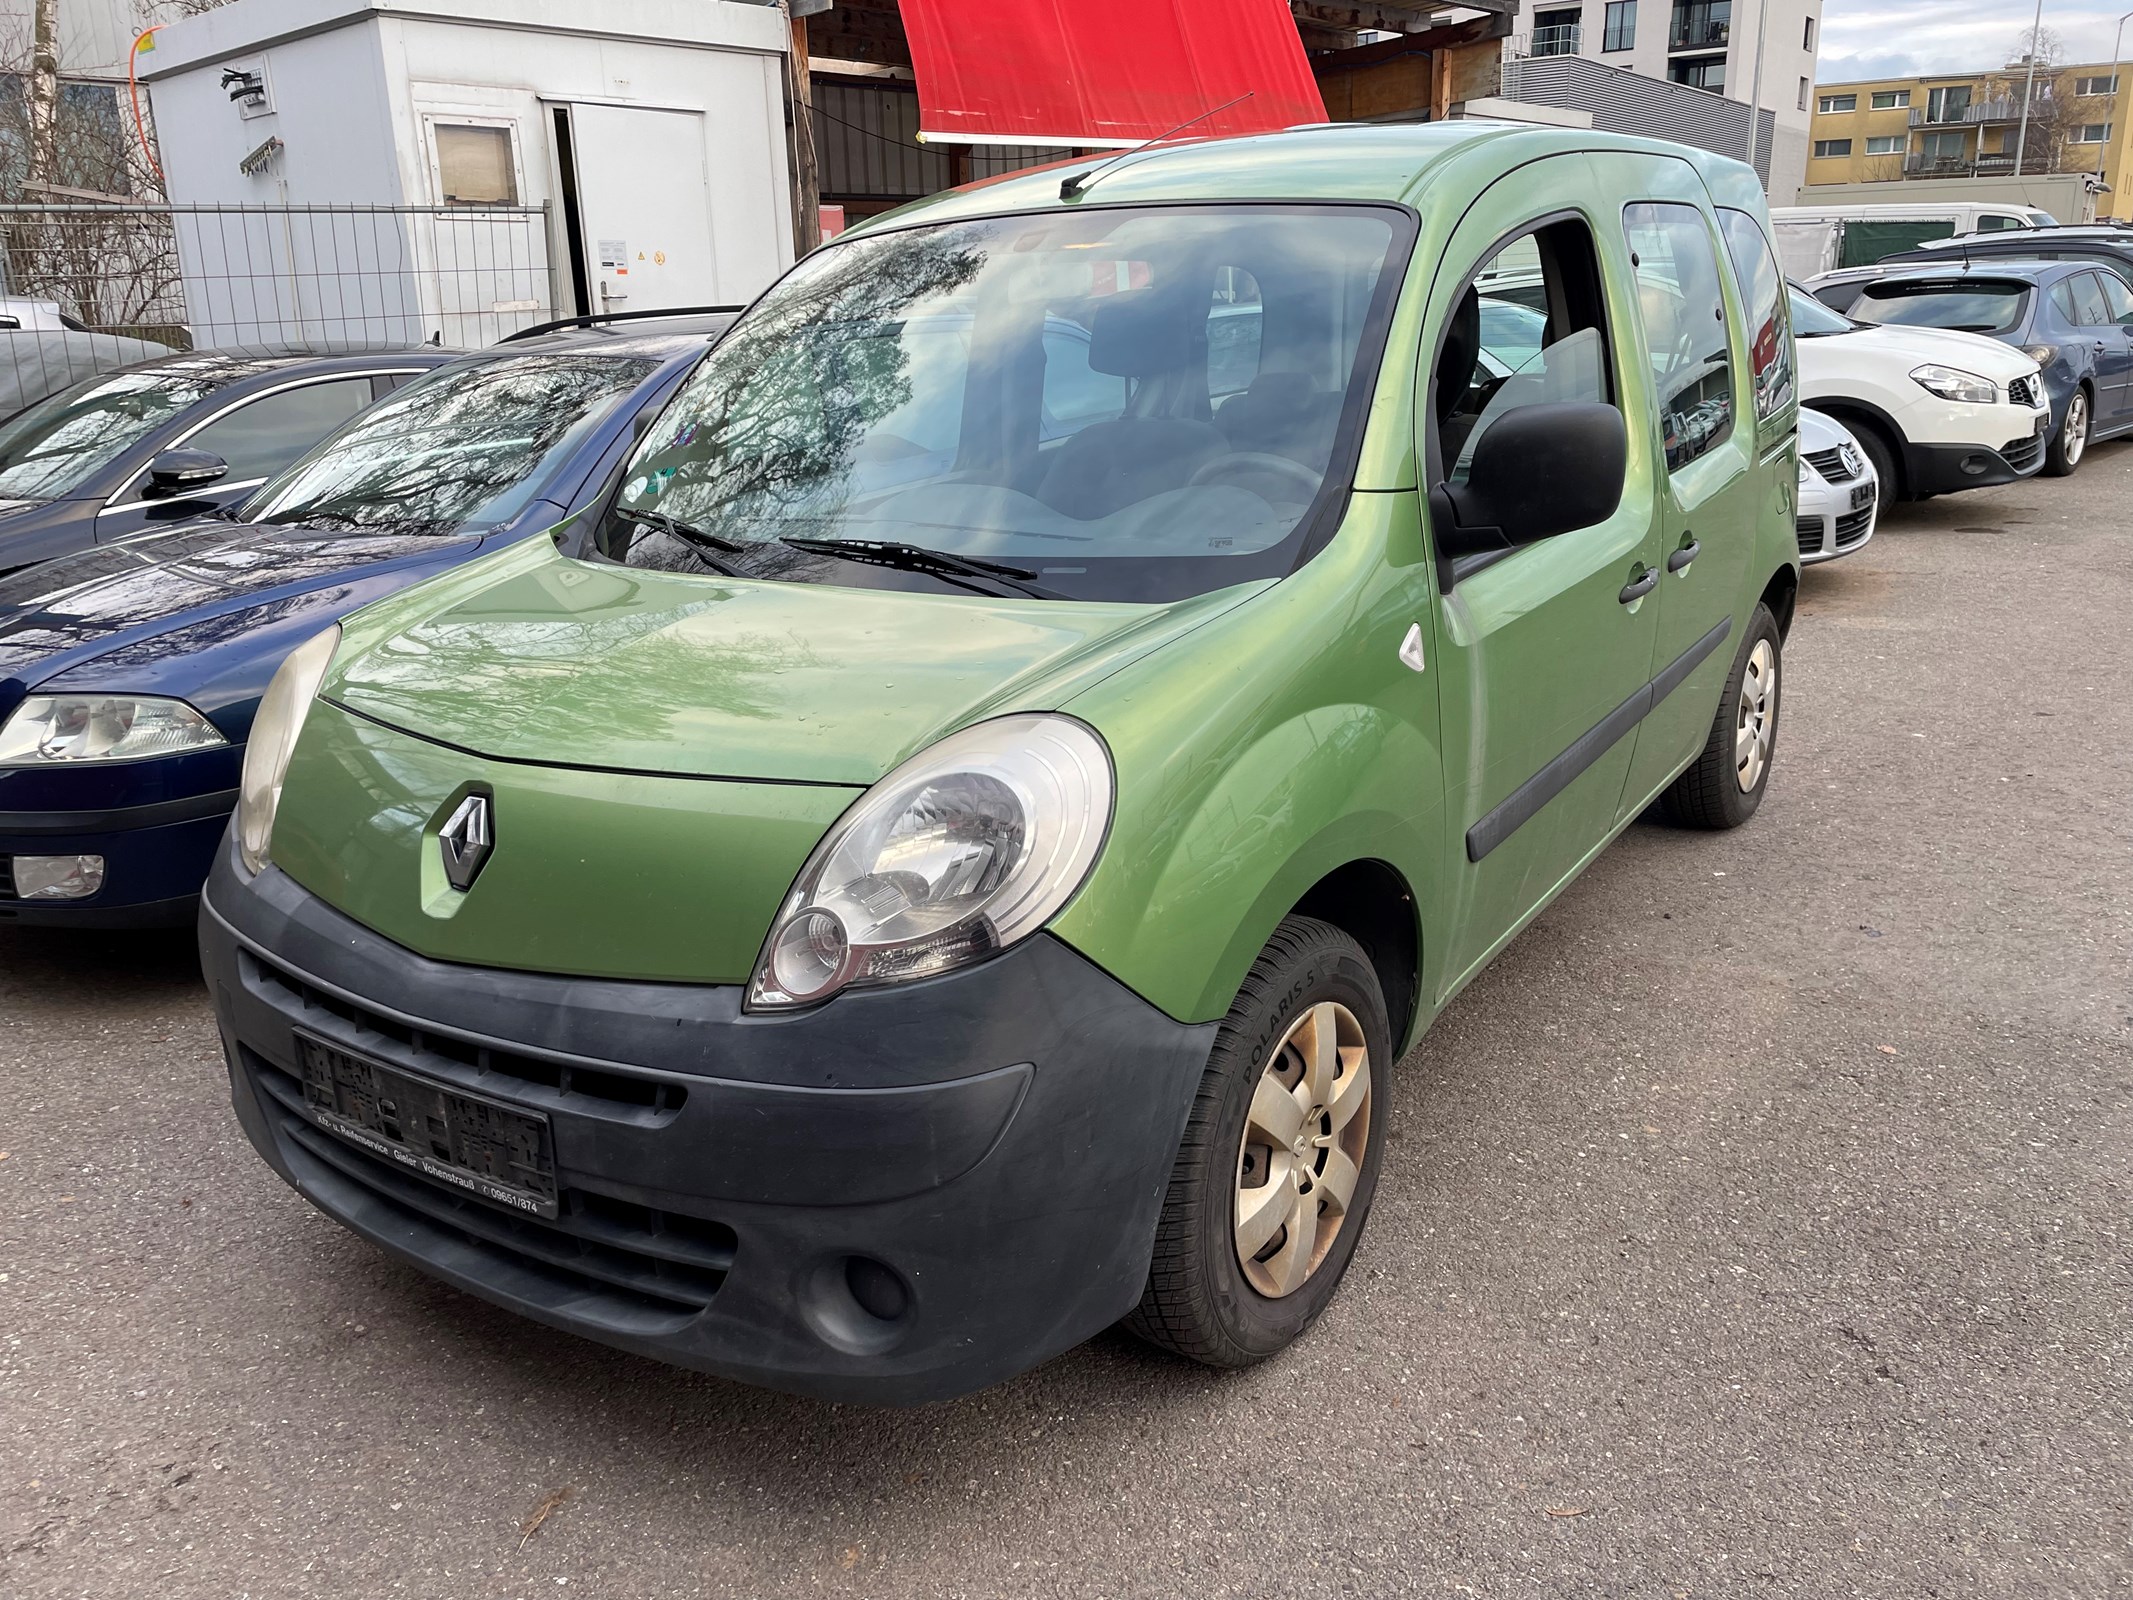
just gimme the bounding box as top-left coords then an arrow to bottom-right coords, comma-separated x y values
1432,218 -> 1615,484
2069,272 -> 2114,328
1040,319 -> 1126,440
1206,268 -> 1264,401
131,378 -> 372,500
1622,202 -> 1735,471
2050,279 -> 2081,324
2097,271 -> 2133,326
1715,207 -> 1795,423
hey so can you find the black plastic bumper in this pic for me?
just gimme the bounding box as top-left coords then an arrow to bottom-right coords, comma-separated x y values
200,841 -> 1217,1405
1902,425 -> 2046,497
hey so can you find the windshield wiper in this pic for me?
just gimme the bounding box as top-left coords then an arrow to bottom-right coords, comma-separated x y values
778,536 -> 1066,600
615,505 -> 747,574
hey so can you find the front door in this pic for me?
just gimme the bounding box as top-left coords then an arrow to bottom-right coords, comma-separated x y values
1617,176 -> 1767,805
2081,269 -> 2133,420
560,105 -> 723,316
1422,157 -> 1665,996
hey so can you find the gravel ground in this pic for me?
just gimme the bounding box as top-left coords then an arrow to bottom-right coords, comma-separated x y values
3,451 -> 2129,1599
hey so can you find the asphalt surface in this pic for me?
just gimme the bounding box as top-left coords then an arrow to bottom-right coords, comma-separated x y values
3,450 -> 2130,1600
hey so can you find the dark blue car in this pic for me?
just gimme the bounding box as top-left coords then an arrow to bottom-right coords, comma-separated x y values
0,309 -> 736,927
0,347 -> 457,572
1843,259 -> 2133,475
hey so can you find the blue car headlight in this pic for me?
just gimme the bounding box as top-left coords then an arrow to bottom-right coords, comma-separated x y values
0,694 -> 228,765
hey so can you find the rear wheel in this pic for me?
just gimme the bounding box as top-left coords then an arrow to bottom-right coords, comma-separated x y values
2045,384 -> 2089,476
1660,602 -> 1782,830
1126,916 -> 1389,1368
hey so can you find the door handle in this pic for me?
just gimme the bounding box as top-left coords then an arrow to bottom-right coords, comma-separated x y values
1667,538 -> 1701,574
1619,565 -> 1658,605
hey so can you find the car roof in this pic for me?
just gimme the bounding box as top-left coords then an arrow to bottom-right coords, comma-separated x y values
105,346 -> 457,384
1866,259 -> 2075,285
498,310 -> 741,357
857,122 -> 1759,232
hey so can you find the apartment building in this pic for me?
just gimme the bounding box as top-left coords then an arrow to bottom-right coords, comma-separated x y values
1506,0 -> 1823,194
1805,65 -> 2132,219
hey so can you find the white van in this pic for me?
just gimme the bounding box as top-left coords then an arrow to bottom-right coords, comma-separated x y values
1770,203 -> 2056,277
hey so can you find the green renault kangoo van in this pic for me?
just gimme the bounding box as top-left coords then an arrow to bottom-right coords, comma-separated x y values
204,123 -> 1801,1404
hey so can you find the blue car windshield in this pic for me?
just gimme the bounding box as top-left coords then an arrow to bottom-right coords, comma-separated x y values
593,203 -> 1413,603
0,362 -> 231,501
244,353 -> 657,534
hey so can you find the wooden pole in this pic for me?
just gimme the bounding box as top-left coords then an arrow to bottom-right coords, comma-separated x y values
787,8 -> 823,256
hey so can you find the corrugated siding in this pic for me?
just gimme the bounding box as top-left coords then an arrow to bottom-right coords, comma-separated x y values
1499,56 -> 1778,184
814,83 -> 1054,200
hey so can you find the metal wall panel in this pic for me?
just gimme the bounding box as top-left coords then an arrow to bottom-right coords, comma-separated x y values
1500,55 -> 1777,184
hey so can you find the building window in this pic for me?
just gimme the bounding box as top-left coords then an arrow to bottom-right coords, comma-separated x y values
434,123 -> 519,205
2071,123 -> 2112,144
1871,89 -> 1910,109
1818,93 -> 1858,113
1924,84 -> 1972,124
1799,77 -> 1809,109
1603,0 -> 1637,51
1864,135 -> 1904,154
1803,16 -> 1814,49
2075,75 -> 2120,97
1813,138 -> 1854,157
1918,129 -> 1968,162
1668,56 -> 1725,90
1669,0 -> 1730,51
1533,7 -> 1581,54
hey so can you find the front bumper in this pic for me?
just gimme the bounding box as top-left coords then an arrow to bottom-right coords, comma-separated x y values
1795,475 -> 1877,565
0,788 -> 234,927
201,842 -> 1217,1405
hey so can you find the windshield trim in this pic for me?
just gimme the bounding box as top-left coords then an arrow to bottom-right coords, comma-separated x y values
578,198 -> 1424,604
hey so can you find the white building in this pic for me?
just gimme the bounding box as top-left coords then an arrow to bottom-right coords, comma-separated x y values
138,0 -> 795,346
1504,0 -> 1822,197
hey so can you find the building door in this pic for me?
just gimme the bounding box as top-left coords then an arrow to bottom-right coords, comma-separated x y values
555,105 -> 723,316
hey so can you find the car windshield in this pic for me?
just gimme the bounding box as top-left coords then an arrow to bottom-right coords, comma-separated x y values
245,353 -> 658,534
1850,280 -> 2030,334
592,203 -> 1412,602
0,362 -> 230,501
1788,287 -> 1854,337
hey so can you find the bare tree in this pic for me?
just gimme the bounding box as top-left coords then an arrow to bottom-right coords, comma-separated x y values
1991,65 -> 2084,173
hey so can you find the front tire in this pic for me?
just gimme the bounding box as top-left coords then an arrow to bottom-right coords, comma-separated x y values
1851,422 -> 1900,508
1660,601 -> 1782,830
2045,384 -> 2089,477
1126,916 -> 1390,1368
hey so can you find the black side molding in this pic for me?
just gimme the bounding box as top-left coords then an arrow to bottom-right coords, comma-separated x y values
1465,616 -> 1733,863
0,787 -> 239,836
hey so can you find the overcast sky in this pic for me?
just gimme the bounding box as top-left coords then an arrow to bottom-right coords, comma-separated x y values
1818,0 -> 2132,83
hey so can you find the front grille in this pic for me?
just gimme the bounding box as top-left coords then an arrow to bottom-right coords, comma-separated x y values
2008,375 -> 2039,408
247,1048 -> 735,1325
1795,515 -> 1827,557
241,948 -> 686,1121
1834,505 -> 1874,545
1803,446 -> 1854,481
2002,429 -> 2044,472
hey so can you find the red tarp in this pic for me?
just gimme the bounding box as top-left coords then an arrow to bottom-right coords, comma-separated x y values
899,0 -> 1327,148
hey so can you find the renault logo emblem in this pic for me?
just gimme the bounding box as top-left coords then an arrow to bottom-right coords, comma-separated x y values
438,793 -> 493,892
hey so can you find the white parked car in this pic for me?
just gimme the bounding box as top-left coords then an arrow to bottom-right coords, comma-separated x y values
1788,284 -> 2050,502
1795,408 -> 1877,564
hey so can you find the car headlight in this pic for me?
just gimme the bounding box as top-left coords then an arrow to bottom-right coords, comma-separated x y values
2021,344 -> 2058,368
235,624 -> 340,876
1909,364 -> 1999,405
0,694 -> 227,765
747,713 -> 1112,1010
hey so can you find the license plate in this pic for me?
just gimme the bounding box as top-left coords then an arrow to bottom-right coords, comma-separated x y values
294,1032 -> 558,1218
1849,483 -> 1874,510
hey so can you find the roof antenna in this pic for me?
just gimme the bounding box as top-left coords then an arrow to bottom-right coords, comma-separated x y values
1060,92 -> 1255,201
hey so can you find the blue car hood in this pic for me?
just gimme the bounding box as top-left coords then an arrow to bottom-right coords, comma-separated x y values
0,520 -> 486,730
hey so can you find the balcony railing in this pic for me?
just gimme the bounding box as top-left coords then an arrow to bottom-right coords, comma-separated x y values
1669,15 -> 1729,49
1523,23 -> 1583,56
1904,152 -> 2011,176
1908,98 -> 2020,127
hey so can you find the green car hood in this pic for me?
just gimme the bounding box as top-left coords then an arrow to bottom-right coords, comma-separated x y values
326,545 -> 1260,785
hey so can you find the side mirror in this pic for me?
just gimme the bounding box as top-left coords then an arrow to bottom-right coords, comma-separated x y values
1430,402 -> 1626,563
145,448 -> 230,498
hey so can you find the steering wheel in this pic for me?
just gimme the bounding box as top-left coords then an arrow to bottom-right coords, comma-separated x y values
1188,451 -> 1323,501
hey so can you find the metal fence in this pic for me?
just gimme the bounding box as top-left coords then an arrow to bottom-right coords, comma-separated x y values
0,202 -> 557,415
